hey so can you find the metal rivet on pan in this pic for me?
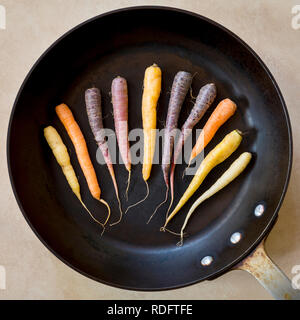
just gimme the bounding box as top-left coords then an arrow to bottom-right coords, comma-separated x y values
230,232 -> 242,244
201,256 -> 213,266
254,204 -> 265,217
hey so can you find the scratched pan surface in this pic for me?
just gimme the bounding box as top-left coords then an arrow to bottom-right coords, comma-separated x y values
7,7 -> 292,290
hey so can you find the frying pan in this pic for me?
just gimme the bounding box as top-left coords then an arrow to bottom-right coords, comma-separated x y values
7,6 -> 299,299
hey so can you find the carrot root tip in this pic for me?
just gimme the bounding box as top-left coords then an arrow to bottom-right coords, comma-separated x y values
100,226 -> 106,237
165,193 -> 174,220
109,196 -> 123,227
147,185 -> 169,224
164,227 -> 182,236
80,200 -> 106,234
176,239 -> 183,247
125,170 -> 131,201
99,198 -> 111,226
125,180 -> 149,214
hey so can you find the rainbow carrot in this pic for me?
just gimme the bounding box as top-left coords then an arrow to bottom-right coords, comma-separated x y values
56,103 -> 111,226
162,129 -> 242,230
189,98 -> 237,163
125,64 -> 162,213
111,77 -> 132,200
44,125 -> 106,232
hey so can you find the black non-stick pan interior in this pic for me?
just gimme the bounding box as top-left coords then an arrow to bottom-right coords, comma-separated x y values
7,7 -> 292,290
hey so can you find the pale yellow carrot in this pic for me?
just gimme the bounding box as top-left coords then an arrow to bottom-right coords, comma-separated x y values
178,152 -> 252,245
162,129 -> 243,230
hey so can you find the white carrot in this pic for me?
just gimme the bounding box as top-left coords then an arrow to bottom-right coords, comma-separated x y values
178,152 -> 252,246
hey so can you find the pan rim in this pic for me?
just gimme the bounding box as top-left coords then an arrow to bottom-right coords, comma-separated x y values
6,5 -> 293,292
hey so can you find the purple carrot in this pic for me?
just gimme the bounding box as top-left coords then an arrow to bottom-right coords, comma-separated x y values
168,83 -> 217,216
148,71 -> 192,223
85,87 -> 123,224
111,76 -> 132,200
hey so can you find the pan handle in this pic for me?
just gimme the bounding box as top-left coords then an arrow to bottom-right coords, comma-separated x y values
235,239 -> 300,300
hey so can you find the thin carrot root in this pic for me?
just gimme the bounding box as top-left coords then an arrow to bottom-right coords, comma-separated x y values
106,163 -> 123,225
164,228 -> 182,236
117,196 -> 123,220
165,188 -> 174,220
188,73 -> 198,100
125,180 -> 149,214
109,194 -> 123,227
178,230 -> 187,246
168,164 -> 176,221
177,237 -> 184,247
161,219 -> 168,232
191,72 -> 198,81
80,200 -> 105,235
190,87 -> 196,100
176,231 -> 189,246
125,169 -> 131,201
147,185 -> 169,224
160,226 -> 184,237
98,198 -> 111,226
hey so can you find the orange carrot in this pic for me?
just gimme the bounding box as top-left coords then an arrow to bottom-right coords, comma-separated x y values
190,98 -> 237,162
55,103 -> 111,225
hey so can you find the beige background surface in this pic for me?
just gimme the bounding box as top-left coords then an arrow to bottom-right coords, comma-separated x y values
0,0 -> 299,300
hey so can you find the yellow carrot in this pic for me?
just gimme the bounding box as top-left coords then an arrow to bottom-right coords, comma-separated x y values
142,63 -> 162,181
162,129 -> 242,229
44,126 -> 106,231
178,152 -> 252,245
125,64 -> 161,213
